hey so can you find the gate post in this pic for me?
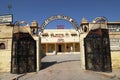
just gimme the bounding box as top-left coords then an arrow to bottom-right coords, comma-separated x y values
36,36 -> 41,72
80,33 -> 87,69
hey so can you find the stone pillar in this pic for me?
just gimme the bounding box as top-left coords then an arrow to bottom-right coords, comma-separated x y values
55,43 -> 57,51
73,43 -> 75,52
36,36 -> 41,72
80,33 -> 87,69
65,43 -> 66,52
46,43 -> 48,53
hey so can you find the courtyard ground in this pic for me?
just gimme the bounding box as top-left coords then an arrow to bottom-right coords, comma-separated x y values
0,53 -> 120,80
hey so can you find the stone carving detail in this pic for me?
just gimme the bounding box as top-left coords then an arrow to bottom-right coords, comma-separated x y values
93,16 -> 108,23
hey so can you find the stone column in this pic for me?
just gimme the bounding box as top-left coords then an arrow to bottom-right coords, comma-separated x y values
55,43 -> 57,52
65,43 -> 66,52
46,43 -> 48,53
73,43 -> 75,52
80,33 -> 87,69
36,36 -> 41,72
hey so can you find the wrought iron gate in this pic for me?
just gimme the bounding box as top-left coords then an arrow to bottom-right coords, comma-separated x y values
84,29 -> 112,72
11,33 -> 36,74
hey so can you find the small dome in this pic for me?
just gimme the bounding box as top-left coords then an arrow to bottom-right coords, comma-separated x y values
81,17 -> 88,23
31,20 -> 38,26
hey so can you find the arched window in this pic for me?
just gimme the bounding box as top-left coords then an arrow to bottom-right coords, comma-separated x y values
32,29 -> 36,34
0,43 -> 5,49
84,26 -> 87,32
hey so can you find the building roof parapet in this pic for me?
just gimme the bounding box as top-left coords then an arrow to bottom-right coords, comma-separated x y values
107,22 -> 120,24
81,22 -> 120,26
13,26 -> 31,34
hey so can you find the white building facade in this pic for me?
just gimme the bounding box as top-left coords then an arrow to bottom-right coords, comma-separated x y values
40,29 -> 80,55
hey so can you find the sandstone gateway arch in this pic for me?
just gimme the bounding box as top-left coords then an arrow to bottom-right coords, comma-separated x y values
10,15 -> 111,74
39,15 -> 82,55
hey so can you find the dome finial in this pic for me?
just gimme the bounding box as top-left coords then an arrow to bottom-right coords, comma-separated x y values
81,17 -> 88,23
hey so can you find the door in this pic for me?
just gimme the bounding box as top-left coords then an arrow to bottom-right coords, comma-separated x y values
84,29 -> 112,72
11,33 -> 36,74
58,44 -> 62,52
84,38 -> 103,71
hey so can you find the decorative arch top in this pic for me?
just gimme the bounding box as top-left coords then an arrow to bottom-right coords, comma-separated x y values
93,16 -> 108,23
39,15 -> 80,33
14,20 -> 29,26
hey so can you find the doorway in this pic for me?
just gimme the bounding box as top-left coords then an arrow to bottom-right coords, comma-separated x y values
58,44 -> 62,52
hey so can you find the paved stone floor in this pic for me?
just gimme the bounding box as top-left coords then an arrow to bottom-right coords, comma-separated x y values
42,53 -> 80,62
19,61 -> 120,80
0,53 -> 120,80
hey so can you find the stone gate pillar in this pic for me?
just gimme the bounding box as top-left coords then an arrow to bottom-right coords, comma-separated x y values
80,33 -> 87,69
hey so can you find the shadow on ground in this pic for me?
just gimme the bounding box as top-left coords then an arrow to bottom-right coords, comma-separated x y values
41,53 -> 46,59
41,61 -> 57,69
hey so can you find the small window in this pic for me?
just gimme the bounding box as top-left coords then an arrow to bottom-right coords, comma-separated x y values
32,29 -> 36,34
0,43 -> 5,49
84,26 -> 87,32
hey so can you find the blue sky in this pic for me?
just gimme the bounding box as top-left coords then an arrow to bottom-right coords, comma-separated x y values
0,0 -> 120,29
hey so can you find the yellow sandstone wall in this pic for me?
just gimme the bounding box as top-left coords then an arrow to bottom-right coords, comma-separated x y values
0,39 -> 12,72
0,25 -> 13,72
109,32 -> 120,69
111,51 -> 120,69
0,50 -> 11,72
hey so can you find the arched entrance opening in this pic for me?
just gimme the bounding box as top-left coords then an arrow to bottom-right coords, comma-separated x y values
39,15 -> 81,55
